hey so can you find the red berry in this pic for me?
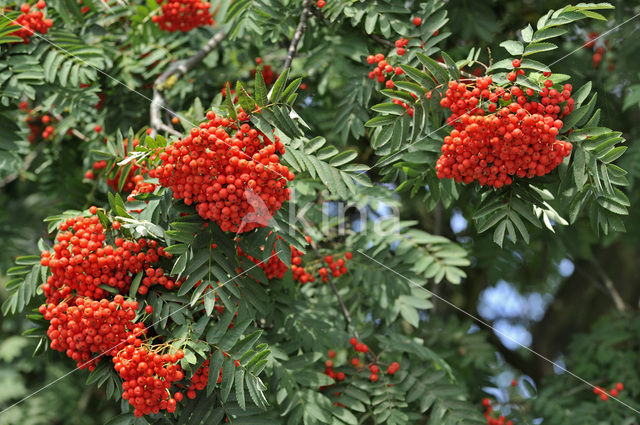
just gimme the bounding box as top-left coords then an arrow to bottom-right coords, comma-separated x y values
412,17 -> 421,26
316,0 -> 325,7
616,382 -> 624,391
328,350 -> 335,358
153,0 -> 213,32
94,125 -> 102,133
369,373 -> 378,382
145,305 -> 153,313
512,59 -> 521,68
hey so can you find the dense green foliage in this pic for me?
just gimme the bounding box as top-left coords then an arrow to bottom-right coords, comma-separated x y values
1,0 -> 640,424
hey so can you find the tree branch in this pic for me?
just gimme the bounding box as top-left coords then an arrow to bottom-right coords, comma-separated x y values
282,0 -> 313,72
369,33 -> 395,48
52,113 -> 90,142
150,30 -> 226,136
591,258 -> 627,311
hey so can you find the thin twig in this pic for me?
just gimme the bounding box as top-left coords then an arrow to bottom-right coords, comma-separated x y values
52,113 -> 90,142
591,259 -> 627,311
150,30 -> 226,136
309,240 -> 356,334
282,0 -> 313,72
369,33 -> 395,48
0,142 -> 46,188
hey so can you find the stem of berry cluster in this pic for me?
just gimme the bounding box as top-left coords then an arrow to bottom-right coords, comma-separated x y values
150,30 -> 226,137
282,0 -> 313,72
308,240 -> 378,363
309,241 -> 356,332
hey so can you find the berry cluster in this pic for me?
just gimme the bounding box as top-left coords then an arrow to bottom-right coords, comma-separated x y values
184,359 -> 211,399
238,235 -> 314,283
366,53 -> 404,84
290,244 -> 314,283
394,38 -> 408,56
481,398 -> 513,425
152,112 -> 294,233
39,210 -> 177,304
584,31 -> 612,70
39,296 -> 144,370
317,252 -> 351,282
9,1 -> 53,43
114,345 -> 185,416
322,338 -> 400,385
240,236 -> 353,285
436,74 -> 574,187
251,58 -> 277,85
152,0 -> 213,32
364,16 -> 440,88
22,106 -> 57,143
593,381 -> 624,401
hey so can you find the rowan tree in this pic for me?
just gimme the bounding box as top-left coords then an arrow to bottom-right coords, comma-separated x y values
0,1 -> 639,424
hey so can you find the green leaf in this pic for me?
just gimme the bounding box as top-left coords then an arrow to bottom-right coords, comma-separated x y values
399,64 -> 436,89
521,24 -> 534,42
228,330 -> 262,358
532,27 -> 567,42
493,220 -> 507,247
500,40 -> 524,55
598,146 -> 626,163
235,368 -> 246,410
573,81 -> 592,106
207,350 -> 225,395
220,357 -> 235,402
269,68 -> 289,102
225,83 -> 237,120
236,81 -> 255,113
254,66 -> 268,107
219,319 -> 252,351
416,53 -> 449,84
519,58 -> 550,73
280,77 -> 302,103
523,42 -> 557,56
371,103 -> 407,116
129,272 -> 143,299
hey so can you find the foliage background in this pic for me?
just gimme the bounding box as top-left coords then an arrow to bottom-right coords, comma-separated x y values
0,0 -> 639,424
